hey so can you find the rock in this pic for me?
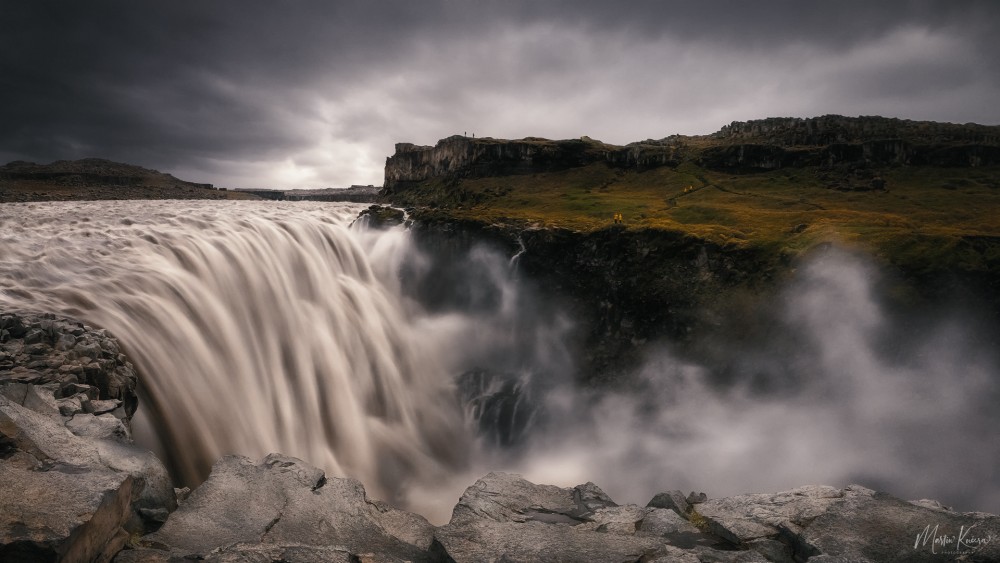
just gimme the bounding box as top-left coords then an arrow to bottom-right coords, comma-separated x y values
173,487 -> 191,503
357,204 -> 405,229
0,312 -> 138,416
118,543 -> 359,563
456,369 -> 537,448
119,454 -> 436,562
0,397 -> 147,562
0,312 -> 176,561
434,472 -> 744,563
66,413 -> 130,442
693,484 -> 1000,562
687,491 -> 708,505
648,489 -> 691,516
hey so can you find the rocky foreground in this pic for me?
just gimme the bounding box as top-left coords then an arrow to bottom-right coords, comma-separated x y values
2,311 -> 998,563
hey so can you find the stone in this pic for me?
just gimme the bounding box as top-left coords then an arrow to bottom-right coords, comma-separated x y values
119,454 -> 436,562
0,313 -> 175,561
648,489 -> 691,516
693,484 -> 1000,562
687,491 -> 708,505
66,413 -> 130,442
0,397 -> 144,562
85,398 -> 121,415
434,473 -> 740,563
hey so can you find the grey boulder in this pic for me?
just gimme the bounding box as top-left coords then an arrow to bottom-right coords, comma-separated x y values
693,484 -> 1000,562
434,472 -> 758,563
118,454 -> 437,562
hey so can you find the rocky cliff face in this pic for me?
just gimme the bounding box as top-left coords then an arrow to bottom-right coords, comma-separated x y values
716,115 -> 1000,146
405,217 -> 783,383
384,117 -> 1000,188
383,135 -> 683,193
0,311 -> 176,562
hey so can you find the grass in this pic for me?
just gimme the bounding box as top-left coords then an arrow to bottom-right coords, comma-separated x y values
399,161 -> 1000,274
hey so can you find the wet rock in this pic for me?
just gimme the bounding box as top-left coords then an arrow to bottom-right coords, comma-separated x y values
118,454 -> 436,562
0,312 -> 175,561
66,413 -> 130,442
0,311 -> 138,416
358,204 -> 406,229
457,369 -> 536,448
693,484 -> 1000,562
434,472 -> 743,562
649,489 -> 692,516
0,397 -> 152,562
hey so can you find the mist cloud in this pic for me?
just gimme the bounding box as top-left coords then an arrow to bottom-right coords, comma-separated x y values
506,250 -> 1000,513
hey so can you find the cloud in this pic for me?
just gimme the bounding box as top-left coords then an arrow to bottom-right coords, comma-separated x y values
1,1 -> 998,188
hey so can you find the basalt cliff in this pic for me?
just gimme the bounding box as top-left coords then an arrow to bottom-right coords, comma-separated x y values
384,115 -> 1000,194
381,115 -> 1000,381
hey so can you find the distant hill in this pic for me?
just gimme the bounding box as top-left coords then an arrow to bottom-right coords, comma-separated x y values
0,158 -> 259,202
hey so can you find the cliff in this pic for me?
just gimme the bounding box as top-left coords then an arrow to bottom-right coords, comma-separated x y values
383,116 -> 1000,380
384,135 -> 682,194
384,116 -> 1000,192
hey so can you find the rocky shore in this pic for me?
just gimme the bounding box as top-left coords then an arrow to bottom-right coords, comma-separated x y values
2,311 -> 998,562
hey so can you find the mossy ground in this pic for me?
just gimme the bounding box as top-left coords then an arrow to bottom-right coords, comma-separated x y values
402,162 -> 1000,275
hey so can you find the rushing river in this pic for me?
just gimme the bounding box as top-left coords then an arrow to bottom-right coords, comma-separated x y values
1,200 -> 997,522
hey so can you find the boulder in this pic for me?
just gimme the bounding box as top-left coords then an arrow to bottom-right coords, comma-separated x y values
117,454 -> 437,562
434,472 -> 756,563
0,397 -> 147,563
693,484 -> 1000,562
0,312 -> 176,562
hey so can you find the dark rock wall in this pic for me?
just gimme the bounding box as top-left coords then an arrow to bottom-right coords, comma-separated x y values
408,217 -> 783,384
385,118 -> 1000,190
716,115 -> 1000,146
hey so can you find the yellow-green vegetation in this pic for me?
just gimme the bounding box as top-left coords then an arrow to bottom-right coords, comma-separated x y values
410,162 -> 1000,273
686,507 -> 712,532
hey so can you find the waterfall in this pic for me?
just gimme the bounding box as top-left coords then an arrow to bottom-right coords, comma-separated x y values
6,200 -> 994,518
0,200 -> 472,508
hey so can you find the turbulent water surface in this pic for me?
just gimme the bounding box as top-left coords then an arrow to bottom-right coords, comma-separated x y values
1,200 -> 997,521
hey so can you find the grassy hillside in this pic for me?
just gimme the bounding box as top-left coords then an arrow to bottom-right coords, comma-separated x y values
397,160 -> 1000,276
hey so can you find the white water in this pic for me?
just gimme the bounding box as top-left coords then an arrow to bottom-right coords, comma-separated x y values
0,201 -> 475,515
2,200 -> 996,520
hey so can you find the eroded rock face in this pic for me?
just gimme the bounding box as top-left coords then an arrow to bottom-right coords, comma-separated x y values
0,311 -> 175,562
119,454 -> 437,562
0,311 -> 138,417
692,484 -> 1000,563
434,472 -> 750,563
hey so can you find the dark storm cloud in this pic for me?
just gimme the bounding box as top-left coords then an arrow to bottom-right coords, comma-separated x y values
1,1 -> 998,188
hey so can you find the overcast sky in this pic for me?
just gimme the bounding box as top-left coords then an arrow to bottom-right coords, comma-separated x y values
2,1 -> 998,189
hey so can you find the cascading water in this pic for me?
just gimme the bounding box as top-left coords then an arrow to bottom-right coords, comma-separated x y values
0,200 -> 485,512
2,200 -> 997,520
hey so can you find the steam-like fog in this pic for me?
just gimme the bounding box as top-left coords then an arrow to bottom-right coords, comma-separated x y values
0,201 -> 995,524
504,251 -> 999,514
